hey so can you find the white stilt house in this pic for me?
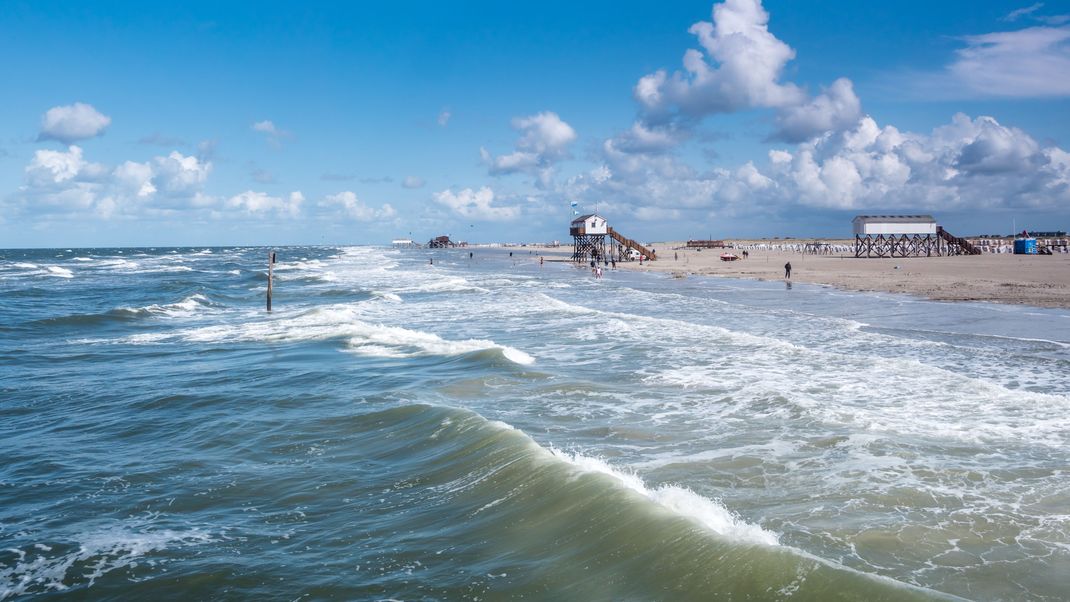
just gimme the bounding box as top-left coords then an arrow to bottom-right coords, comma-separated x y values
570,214 -> 608,262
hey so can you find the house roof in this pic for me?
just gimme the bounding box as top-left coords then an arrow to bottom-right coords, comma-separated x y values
571,213 -> 602,224
852,215 -> 935,223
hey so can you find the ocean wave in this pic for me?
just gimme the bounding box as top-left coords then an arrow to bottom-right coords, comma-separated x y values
106,304 -> 535,365
116,293 -> 215,319
341,403 -> 947,600
371,291 -> 403,302
46,266 -> 74,278
0,523 -> 214,598
548,448 -> 779,546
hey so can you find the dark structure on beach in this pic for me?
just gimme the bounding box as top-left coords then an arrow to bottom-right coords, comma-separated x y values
852,215 -> 980,258
570,214 -> 657,263
427,235 -> 455,249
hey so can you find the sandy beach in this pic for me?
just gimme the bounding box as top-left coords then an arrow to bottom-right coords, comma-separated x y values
600,241 -> 1070,309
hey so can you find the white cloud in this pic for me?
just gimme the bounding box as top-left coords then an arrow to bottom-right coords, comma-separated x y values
625,0 -> 864,146
402,175 -> 426,189
113,161 -> 157,198
772,78 -> 862,143
481,148 -> 539,174
251,120 -> 292,146
564,108 -> 1069,222
1003,3 -> 1045,22
609,122 -> 685,154
511,112 -> 577,156
153,151 -> 211,195
18,145 -> 214,217
482,112 -> 577,187
433,187 -> 521,221
320,191 -> 397,221
226,190 -> 303,217
947,26 -> 1070,97
26,145 -> 92,184
252,120 -> 279,135
763,113 -> 1067,210
437,110 -> 451,126
634,0 -> 803,121
39,103 -> 111,143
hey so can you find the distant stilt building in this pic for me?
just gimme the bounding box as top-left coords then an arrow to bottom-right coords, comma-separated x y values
570,214 -> 608,262
853,215 -> 979,257
428,235 -> 455,249
570,213 -> 658,262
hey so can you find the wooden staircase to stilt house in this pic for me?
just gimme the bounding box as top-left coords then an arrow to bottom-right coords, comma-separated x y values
937,226 -> 981,256
608,227 -> 657,260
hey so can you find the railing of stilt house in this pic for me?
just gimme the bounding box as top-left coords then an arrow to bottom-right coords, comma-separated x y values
937,227 -> 981,255
607,227 -> 657,260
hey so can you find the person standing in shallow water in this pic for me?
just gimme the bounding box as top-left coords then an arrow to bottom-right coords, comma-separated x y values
784,261 -> 792,279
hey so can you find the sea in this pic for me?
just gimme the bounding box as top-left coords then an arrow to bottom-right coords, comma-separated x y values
2,245 -> 1068,601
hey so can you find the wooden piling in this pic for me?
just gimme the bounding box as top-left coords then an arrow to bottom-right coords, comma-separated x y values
267,249 -> 274,312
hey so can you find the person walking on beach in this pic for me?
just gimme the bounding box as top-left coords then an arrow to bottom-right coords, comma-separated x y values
784,261 -> 792,279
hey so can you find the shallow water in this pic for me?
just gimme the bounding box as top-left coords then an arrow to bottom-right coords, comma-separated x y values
1,246 -> 1068,600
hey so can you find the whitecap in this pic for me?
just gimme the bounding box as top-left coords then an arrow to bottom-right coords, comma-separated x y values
548,448 -> 778,546
47,266 -> 74,278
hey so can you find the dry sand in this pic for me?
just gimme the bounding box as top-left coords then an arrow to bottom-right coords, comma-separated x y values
608,241 -> 1070,309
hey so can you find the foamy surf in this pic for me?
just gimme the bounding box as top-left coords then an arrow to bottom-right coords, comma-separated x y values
118,294 -> 214,319
106,304 -> 536,365
548,448 -> 779,546
46,266 -> 74,278
0,524 -> 214,598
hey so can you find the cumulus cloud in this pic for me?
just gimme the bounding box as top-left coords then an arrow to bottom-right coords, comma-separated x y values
17,145 -> 214,217
481,112 -> 577,187
433,187 -> 521,221
437,109 -> 451,126
634,0 -> 803,122
762,113 -> 1068,211
565,108 -> 1069,223
153,151 -> 211,195
623,0 -> 863,148
225,190 -> 303,217
38,103 -> 111,143
608,122 -> 686,155
320,191 -> 396,221
771,78 -> 862,143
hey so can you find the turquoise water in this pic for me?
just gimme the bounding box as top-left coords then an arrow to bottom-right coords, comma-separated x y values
2,246 -> 1068,600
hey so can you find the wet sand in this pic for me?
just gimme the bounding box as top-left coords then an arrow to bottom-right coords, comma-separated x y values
610,241 -> 1070,309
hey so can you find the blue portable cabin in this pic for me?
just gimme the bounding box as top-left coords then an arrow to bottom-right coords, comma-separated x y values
1013,238 -> 1037,254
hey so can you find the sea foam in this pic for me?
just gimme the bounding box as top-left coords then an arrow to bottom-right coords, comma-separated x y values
549,448 -> 779,546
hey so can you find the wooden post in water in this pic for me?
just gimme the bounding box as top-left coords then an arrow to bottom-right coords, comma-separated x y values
267,249 -> 274,312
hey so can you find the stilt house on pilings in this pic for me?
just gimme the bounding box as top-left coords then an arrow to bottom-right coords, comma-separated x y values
428,235 -> 455,249
570,213 -> 658,263
570,214 -> 608,262
853,215 -> 980,257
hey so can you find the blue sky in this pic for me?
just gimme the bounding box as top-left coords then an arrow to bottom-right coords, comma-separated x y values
2,0 -> 1068,247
